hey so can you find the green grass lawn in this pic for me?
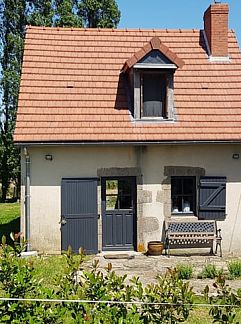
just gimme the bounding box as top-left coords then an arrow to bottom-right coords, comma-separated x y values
0,202 -> 20,243
32,255 -> 79,289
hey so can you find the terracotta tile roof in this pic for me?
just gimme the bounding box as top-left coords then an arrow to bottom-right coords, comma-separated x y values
14,26 -> 241,143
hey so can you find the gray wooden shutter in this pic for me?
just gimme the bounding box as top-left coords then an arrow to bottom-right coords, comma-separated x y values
198,176 -> 226,220
143,74 -> 163,117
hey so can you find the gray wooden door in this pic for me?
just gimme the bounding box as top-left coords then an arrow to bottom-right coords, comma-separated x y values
102,177 -> 136,250
61,178 -> 98,254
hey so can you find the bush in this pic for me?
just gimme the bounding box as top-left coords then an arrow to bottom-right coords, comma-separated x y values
204,275 -> 241,323
175,263 -> 193,279
0,239 -> 194,323
57,250 -> 194,323
228,260 -> 241,279
0,234 -> 59,323
199,264 -> 223,279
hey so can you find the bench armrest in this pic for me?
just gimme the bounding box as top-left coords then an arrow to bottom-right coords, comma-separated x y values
217,228 -> 222,240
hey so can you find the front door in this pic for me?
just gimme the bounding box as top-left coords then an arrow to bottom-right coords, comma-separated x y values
61,178 -> 98,254
102,177 -> 136,250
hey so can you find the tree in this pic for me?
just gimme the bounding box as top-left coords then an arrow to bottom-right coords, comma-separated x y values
78,0 -> 120,28
27,0 -> 53,27
0,0 -> 26,201
55,0 -> 83,27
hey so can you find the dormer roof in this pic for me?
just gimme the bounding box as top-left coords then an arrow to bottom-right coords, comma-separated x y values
122,36 -> 184,72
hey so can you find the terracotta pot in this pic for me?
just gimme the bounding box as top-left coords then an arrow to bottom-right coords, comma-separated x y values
147,241 -> 164,256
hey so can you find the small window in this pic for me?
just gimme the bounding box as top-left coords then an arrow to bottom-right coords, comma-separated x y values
171,176 -> 196,214
105,178 -> 133,210
133,68 -> 174,120
141,72 -> 166,118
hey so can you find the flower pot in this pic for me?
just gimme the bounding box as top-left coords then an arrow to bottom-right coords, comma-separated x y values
147,241 -> 164,256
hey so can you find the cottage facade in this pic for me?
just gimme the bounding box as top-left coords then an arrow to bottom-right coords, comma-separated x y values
15,3 -> 241,254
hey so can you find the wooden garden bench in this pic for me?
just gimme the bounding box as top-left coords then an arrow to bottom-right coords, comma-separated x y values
164,220 -> 222,257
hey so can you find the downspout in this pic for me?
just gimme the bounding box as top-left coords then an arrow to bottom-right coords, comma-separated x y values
23,147 -> 31,251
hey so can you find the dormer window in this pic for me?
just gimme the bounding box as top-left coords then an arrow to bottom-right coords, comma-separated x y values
133,68 -> 175,120
142,72 -> 166,118
122,37 -> 184,122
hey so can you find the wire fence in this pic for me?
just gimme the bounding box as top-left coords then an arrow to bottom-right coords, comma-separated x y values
0,297 -> 240,308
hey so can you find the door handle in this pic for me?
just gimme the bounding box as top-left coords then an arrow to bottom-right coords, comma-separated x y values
60,218 -> 67,225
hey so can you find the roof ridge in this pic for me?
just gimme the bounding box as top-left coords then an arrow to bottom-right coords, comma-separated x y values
26,25 -> 201,33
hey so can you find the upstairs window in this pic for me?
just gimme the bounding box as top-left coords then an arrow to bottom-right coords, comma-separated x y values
133,67 -> 174,120
123,37 -> 184,122
141,72 -> 167,118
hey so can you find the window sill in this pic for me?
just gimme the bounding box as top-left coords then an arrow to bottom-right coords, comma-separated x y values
132,117 -> 175,123
171,212 -> 196,217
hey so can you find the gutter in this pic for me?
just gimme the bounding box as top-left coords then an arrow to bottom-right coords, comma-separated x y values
15,140 -> 241,147
23,147 -> 31,252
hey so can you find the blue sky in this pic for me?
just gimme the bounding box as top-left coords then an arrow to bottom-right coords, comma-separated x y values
117,0 -> 241,45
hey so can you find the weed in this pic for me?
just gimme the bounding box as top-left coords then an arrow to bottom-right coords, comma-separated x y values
175,263 -> 193,279
199,264 -> 223,279
228,260 -> 241,279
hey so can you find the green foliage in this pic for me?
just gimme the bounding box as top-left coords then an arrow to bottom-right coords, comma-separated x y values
0,0 -> 25,201
199,264 -> 223,279
175,263 -> 193,279
27,0 -> 53,26
55,0 -> 83,27
78,0 -> 120,28
228,260 -> 241,279
56,253 -> 194,323
0,235 -> 59,323
204,275 -> 241,323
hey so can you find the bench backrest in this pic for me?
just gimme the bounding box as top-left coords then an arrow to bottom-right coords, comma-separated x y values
165,220 -> 217,235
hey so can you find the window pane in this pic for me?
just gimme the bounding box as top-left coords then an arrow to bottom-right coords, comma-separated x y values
183,196 -> 194,213
118,179 -> 132,196
106,195 -> 118,210
183,178 -> 195,194
119,195 -> 132,209
106,180 -> 118,195
171,177 -> 182,195
172,196 -> 182,213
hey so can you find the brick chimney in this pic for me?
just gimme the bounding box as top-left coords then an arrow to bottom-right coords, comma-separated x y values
203,3 -> 229,57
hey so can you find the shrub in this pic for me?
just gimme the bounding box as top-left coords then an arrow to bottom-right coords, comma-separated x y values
228,260 -> 241,279
0,234 -> 59,323
57,249 -> 194,323
0,239 -> 194,323
199,264 -> 223,279
175,263 -> 193,279
204,275 -> 241,323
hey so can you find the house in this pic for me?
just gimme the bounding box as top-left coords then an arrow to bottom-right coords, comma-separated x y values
14,3 -> 241,254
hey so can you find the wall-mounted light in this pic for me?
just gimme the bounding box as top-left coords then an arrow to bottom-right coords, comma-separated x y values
232,153 -> 240,160
45,154 -> 53,161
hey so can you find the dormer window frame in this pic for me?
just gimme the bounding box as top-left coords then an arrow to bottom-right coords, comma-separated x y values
122,36 -> 184,122
133,64 -> 176,121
